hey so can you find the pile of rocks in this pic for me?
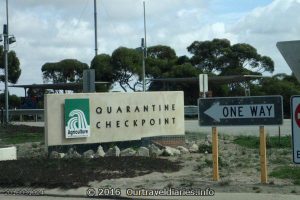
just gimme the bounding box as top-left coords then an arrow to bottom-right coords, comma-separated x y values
49,142 -> 203,159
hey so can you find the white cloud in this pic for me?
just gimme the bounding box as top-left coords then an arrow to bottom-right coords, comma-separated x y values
229,0 -> 300,74
1,0 -> 299,95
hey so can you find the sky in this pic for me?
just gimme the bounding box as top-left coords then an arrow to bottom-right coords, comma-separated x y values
0,0 -> 299,96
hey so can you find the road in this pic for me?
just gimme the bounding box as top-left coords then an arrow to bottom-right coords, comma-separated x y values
0,196 -> 88,200
185,119 -> 291,136
0,193 -> 299,200
12,119 -> 292,136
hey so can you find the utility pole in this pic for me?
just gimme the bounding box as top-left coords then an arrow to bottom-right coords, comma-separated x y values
142,1 -> 147,92
3,24 -> 8,124
2,0 -> 16,124
143,1 -> 147,58
141,38 -> 146,92
6,0 -> 9,28
94,0 -> 98,57
83,0 -> 97,92
4,0 -> 9,124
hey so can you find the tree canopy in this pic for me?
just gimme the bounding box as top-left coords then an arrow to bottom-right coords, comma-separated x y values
145,45 -> 178,78
0,93 -> 21,109
110,47 -> 141,92
186,39 -> 275,98
88,40 -> 277,104
36,39 -> 297,111
41,59 -> 88,83
146,45 -> 202,103
250,73 -> 300,117
35,38 -> 300,117
187,39 -> 274,75
90,54 -> 114,91
0,46 -> 21,84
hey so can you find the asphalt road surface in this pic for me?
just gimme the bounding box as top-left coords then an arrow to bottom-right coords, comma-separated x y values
0,193 -> 299,200
185,119 -> 291,136
0,196 -> 88,200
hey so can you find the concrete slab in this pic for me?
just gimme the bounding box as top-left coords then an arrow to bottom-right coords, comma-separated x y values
0,146 -> 17,161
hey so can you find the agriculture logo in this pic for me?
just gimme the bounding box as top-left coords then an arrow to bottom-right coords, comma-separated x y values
65,99 -> 90,138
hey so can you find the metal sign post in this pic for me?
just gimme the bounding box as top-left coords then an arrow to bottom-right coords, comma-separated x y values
83,69 -> 95,93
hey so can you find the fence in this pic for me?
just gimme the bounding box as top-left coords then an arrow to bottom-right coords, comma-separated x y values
0,109 -> 44,124
184,105 -> 198,118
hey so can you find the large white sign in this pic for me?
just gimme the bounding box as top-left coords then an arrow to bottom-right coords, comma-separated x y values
45,92 -> 184,146
291,96 -> 300,164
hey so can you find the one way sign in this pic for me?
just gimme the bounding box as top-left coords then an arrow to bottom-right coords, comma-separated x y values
198,96 -> 283,126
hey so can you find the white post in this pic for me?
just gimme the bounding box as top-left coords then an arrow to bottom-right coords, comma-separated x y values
199,74 -> 208,98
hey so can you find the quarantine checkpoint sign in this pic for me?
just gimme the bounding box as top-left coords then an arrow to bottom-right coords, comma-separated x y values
291,96 -> 300,164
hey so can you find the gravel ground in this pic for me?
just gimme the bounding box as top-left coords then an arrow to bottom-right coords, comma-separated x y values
3,122 -> 299,197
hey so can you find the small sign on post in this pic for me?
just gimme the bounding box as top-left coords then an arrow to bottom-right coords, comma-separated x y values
198,96 -> 283,126
83,69 -> 95,93
199,74 -> 208,97
291,96 -> 300,164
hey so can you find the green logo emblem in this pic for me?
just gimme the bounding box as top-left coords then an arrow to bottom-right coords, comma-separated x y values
65,99 -> 90,138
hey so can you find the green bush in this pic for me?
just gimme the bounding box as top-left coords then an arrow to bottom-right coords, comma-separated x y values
234,135 -> 291,149
198,143 -> 212,153
270,166 -> 300,185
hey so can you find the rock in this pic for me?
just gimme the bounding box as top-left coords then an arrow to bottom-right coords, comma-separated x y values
163,146 -> 181,156
120,148 -> 136,157
65,148 -> 82,159
94,145 -> 105,158
176,146 -> 189,154
72,151 -> 82,158
224,140 -> 230,145
204,141 -> 210,146
185,140 -> 195,146
83,150 -> 95,159
198,142 -> 212,153
205,135 -> 212,144
59,153 -> 65,158
105,146 -> 120,157
67,147 -> 75,154
148,144 -> 163,157
49,151 -> 60,159
189,144 -> 199,153
136,147 -> 149,157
